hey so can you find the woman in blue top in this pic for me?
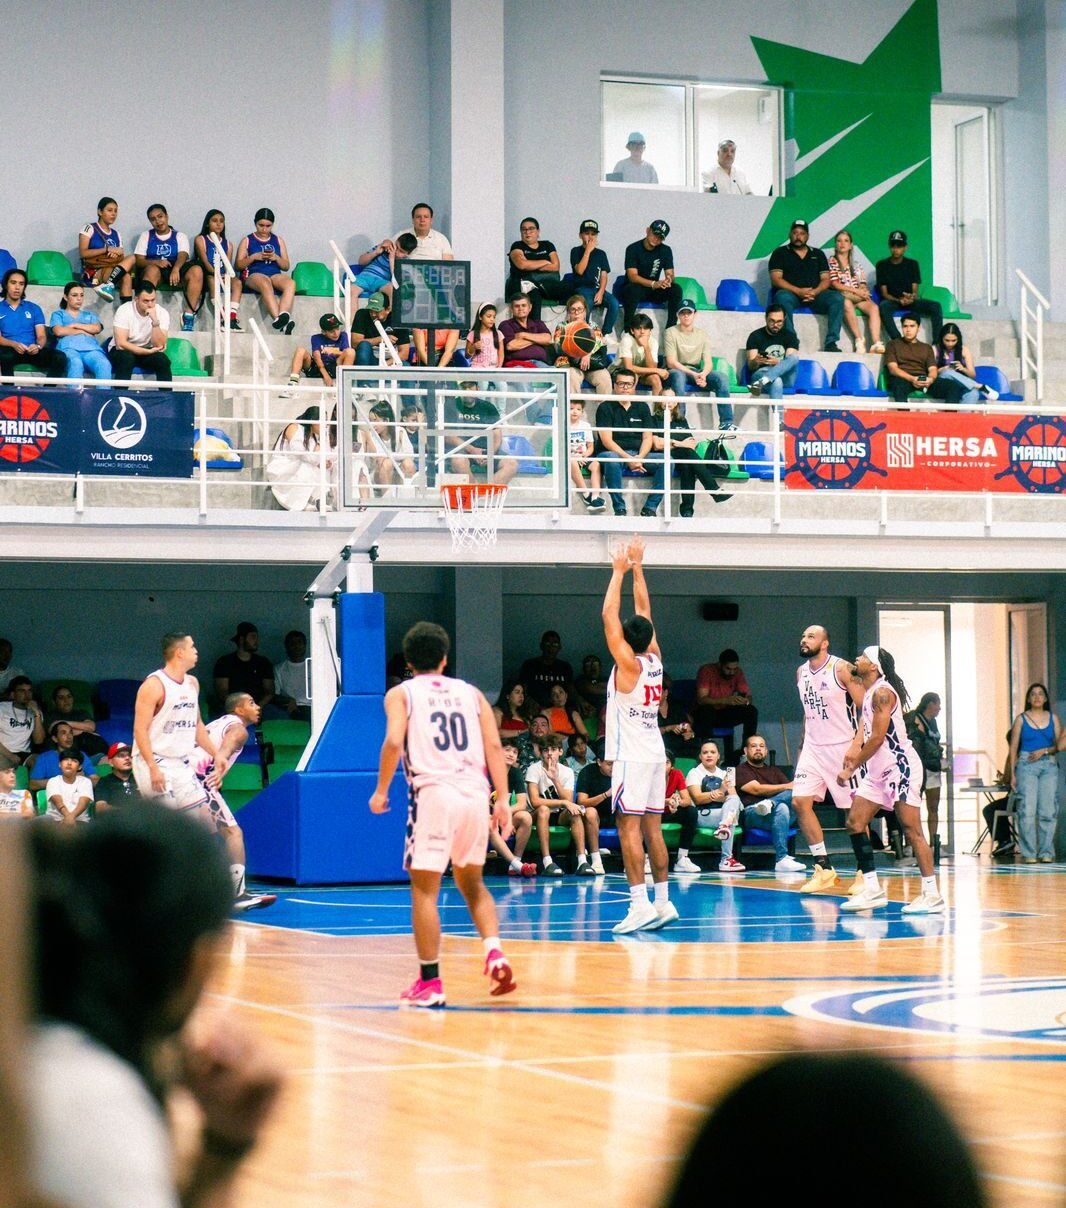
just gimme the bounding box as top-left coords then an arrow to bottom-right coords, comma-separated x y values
1008,683 -> 1062,862
194,210 -> 243,332
235,208 -> 296,334
49,282 -> 110,381
77,196 -> 135,303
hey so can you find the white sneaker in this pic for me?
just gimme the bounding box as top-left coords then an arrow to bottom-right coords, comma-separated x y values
982,385 -> 999,401
839,886 -> 888,912
612,902 -> 659,934
643,901 -> 679,930
673,855 -> 701,874
901,892 -> 946,915
775,855 -> 806,873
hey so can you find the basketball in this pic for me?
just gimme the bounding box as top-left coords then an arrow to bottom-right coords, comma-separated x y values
560,321 -> 597,359
0,394 -> 54,464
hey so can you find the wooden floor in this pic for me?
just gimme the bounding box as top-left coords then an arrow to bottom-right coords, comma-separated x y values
208,858 -> 1066,1208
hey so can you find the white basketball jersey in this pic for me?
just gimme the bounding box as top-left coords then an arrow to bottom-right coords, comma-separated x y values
862,677 -> 918,778
194,714 -> 245,776
146,669 -> 200,758
605,651 -> 666,763
798,655 -> 859,747
402,674 -> 488,793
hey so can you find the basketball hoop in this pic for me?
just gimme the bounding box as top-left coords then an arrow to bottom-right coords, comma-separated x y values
440,482 -> 508,549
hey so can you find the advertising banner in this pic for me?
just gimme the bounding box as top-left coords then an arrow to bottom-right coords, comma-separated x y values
0,389 -> 194,477
783,408 -> 1066,494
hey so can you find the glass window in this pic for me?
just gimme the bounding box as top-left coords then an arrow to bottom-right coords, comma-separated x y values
695,85 -> 779,197
601,81 -> 686,188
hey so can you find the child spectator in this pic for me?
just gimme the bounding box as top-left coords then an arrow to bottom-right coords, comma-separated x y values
618,313 -> 671,395
349,233 -> 417,309
133,203 -> 203,332
0,762 -> 35,818
282,313 -> 354,395
49,283 -> 110,381
194,209 -> 243,332
465,302 -> 505,368
351,292 -> 411,366
45,749 -> 94,824
565,732 -> 595,776
235,208 -> 296,334
78,196 -> 135,303
569,398 -> 605,511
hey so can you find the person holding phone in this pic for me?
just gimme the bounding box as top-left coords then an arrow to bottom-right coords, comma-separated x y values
883,312 -> 938,404
235,208 -> 296,334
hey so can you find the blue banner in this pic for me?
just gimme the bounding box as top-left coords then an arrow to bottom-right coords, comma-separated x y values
0,388 -> 194,477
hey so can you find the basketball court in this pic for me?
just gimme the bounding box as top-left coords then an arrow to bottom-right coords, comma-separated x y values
211,859 -> 1066,1207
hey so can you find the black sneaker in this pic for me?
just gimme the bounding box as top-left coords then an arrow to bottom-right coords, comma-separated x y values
232,891 -> 277,912
580,492 -> 594,508
612,504 -> 627,517
823,341 -> 842,353
588,495 -> 606,512
542,861 -> 564,877
748,379 -> 764,397
284,320 -> 295,335
712,492 -> 732,504
679,504 -> 695,517
229,315 -> 243,332
640,506 -> 658,517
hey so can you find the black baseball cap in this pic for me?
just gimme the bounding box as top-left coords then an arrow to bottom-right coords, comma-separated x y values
579,219 -> 599,233
650,219 -> 670,237
319,312 -> 342,330
677,298 -> 697,314
790,218 -> 809,230
889,230 -> 908,245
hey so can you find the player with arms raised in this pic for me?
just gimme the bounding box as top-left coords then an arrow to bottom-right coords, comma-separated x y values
793,624 -> 865,893
603,538 -> 677,934
839,646 -> 944,915
370,621 -> 517,1008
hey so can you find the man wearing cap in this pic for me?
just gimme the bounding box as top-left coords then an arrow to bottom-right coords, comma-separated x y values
506,217 -> 572,322
282,312 -> 354,395
768,220 -> 844,352
568,219 -> 620,335
702,140 -> 752,195
213,623 -> 276,710
875,230 -> 943,343
622,221 -> 682,330
93,743 -> 147,811
28,720 -> 100,792
612,132 -> 658,184
663,300 -> 736,431
351,291 -> 412,366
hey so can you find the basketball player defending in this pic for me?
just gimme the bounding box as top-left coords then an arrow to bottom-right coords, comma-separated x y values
133,631 -> 225,819
603,538 -> 678,934
839,646 -> 945,915
794,625 -> 865,893
370,622 -> 517,1008
195,692 -> 277,912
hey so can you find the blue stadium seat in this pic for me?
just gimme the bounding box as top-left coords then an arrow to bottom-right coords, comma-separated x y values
740,440 -> 783,481
96,678 -> 140,719
974,364 -> 1024,401
739,359 -> 795,395
791,360 -> 840,395
832,361 -> 887,396
499,433 -> 549,475
0,249 -> 16,280
193,427 -> 244,470
715,279 -> 762,311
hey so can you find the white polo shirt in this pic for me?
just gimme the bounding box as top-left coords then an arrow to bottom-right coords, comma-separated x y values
113,301 -> 170,349
393,227 -> 454,259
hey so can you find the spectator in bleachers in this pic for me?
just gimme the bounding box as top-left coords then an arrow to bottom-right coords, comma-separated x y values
568,219 -> 620,336
612,131 -> 658,184
875,229 -> 943,343
266,404 -> 336,511
735,734 -> 803,872
394,202 -> 454,260
358,400 -> 416,493
92,742 -> 146,811
657,676 -> 698,759
108,280 -> 172,382
618,312 -> 670,395
643,397 -> 728,518
349,232 -> 417,310
684,740 -> 744,873
663,300 -> 736,431
574,654 -> 608,716
28,721 -> 99,792
400,400 -> 425,462
702,139 -> 753,195
44,685 -> 106,757
194,209 -> 243,332
272,631 -> 311,721
465,302 -> 505,368
884,313 -> 955,404
282,312 -> 354,395
828,229 -> 884,353
0,640 -> 24,696
527,733 -> 599,876
412,325 -> 460,368
518,631 -> 574,709
692,649 -> 757,745
214,622 -> 275,710
575,741 -> 612,826
488,737 -> 536,877
769,219 -> 844,352
133,204 -> 203,332
745,304 -> 799,399
235,208 -> 296,334
493,680 -> 534,735
514,713 -> 550,772
49,283 -> 110,381
500,293 -> 553,366
352,291 -> 411,366
554,295 -> 611,394
442,387 -> 517,484
78,196 -> 135,303
565,732 -> 595,776
506,217 -> 572,322
0,761 -> 35,818
0,678 -> 45,765
933,323 -> 998,403
568,397 -> 605,512
594,365 -> 657,517
541,683 -> 587,739
44,749 -> 94,824
0,270 -> 65,379
621,220 -> 681,331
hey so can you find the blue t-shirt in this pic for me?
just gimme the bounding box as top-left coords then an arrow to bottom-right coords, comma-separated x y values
353,249 -> 390,283
49,308 -> 103,352
32,750 -> 97,782
569,245 -> 611,288
311,331 -> 351,356
243,232 -> 282,277
0,298 -> 46,345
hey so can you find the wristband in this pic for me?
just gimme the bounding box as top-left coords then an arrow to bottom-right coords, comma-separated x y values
201,1129 -> 256,1161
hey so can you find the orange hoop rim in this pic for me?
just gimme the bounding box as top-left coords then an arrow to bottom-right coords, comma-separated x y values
440,483 -> 508,507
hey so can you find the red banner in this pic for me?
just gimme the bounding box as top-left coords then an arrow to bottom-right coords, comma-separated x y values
782,408 -> 1066,493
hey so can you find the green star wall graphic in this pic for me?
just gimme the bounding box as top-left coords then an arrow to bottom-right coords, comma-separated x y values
749,0 -> 941,274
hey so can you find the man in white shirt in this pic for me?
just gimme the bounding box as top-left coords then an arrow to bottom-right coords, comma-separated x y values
0,639 -> 25,696
0,677 -> 45,765
108,281 -> 172,382
526,734 -> 596,877
272,630 -> 311,721
702,139 -> 753,195
393,202 -> 454,260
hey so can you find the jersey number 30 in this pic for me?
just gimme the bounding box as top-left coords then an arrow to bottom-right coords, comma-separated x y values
430,711 -> 469,751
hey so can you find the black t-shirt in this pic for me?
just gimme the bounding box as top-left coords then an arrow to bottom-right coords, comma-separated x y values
213,651 -> 274,701
875,256 -> 922,299
624,240 -> 673,282
507,765 -> 526,798
351,308 -> 411,344
746,325 -> 800,358
517,657 -> 574,708
576,762 -> 611,800
569,245 -> 611,288
594,398 -> 654,455
768,244 -> 830,289
94,771 -> 147,809
509,240 -> 559,280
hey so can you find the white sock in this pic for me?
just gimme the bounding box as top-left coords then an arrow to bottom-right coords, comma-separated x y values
231,864 -> 245,896
810,842 -> 827,857
921,876 -> 939,897
653,881 -> 669,906
629,883 -> 649,908
542,855 -> 553,869
863,870 -> 881,892
509,857 -> 522,872
677,847 -> 689,860
482,936 -> 501,957
287,374 -> 299,385
591,854 -> 605,872
576,852 -> 588,866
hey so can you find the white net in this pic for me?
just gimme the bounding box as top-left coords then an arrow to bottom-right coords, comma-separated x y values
440,483 -> 508,549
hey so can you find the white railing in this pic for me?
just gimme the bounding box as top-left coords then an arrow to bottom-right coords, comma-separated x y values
209,233 -> 238,379
247,317 -> 275,460
330,240 -> 357,332
1016,268 -> 1049,400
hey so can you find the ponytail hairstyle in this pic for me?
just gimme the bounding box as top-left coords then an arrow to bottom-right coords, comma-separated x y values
254,207 -> 276,224
877,647 -> 910,712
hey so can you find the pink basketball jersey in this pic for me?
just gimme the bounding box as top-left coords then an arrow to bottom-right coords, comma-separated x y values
402,674 -> 488,793
797,654 -> 859,747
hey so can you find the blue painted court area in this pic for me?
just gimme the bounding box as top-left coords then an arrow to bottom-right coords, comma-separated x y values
245,874 -> 1022,944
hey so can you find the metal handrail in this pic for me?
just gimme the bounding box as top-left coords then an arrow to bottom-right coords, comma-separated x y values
209,233 -> 238,379
329,240 -> 357,332
1016,268 -> 1048,400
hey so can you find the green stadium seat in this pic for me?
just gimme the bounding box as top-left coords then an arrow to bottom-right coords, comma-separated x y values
661,821 -> 682,852
261,719 -> 311,746
674,757 -> 696,776
15,765 -> 29,790
924,284 -> 972,320
674,276 -> 716,311
293,261 -> 334,297
27,250 -> 74,286
222,762 -> 264,790
35,789 -> 47,816
711,356 -> 747,394
583,715 -> 598,740
166,337 -> 209,377
695,439 -> 749,483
